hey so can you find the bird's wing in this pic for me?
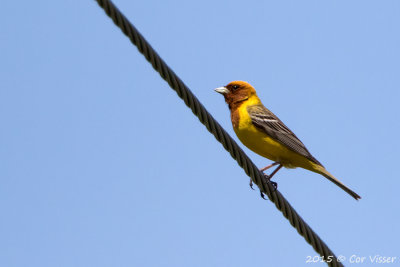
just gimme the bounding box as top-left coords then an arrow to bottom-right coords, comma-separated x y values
247,104 -> 321,165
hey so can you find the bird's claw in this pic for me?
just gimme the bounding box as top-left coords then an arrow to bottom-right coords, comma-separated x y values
249,179 -> 255,190
261,172 -> 278,192
252,173 -> 277,199
270,181 -> 278,192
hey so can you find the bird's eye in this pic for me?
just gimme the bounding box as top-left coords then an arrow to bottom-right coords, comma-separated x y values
232,85 -> 239,90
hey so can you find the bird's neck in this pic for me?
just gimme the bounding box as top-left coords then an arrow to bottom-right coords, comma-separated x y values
227,94 -> 260,111
228,95 -> 261,129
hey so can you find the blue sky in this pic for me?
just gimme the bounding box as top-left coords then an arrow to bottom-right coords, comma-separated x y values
1,0 -> 399,266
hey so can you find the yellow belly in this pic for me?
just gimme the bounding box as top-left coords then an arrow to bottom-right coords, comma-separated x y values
234,106 -> 314,170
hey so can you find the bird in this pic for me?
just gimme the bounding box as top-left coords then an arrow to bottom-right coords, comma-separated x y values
215,81 -> 361,200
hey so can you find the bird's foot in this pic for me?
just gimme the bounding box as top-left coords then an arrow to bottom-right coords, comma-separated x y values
259,181 -> 277,200
269,181 -> 278,191
252,172 -> 278,199
261,172 -> 278,192
249,179 -> 255,190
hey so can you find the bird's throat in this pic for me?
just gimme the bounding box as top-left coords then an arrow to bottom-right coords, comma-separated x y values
228,96 -> 248,110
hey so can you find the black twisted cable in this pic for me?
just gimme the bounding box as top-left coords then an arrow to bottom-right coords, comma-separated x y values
94,1 -> 344,266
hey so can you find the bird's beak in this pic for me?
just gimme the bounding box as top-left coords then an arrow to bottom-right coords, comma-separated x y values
214,86 -> 229,95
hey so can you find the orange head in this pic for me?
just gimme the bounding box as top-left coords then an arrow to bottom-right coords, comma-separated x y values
215,81 -> 257,110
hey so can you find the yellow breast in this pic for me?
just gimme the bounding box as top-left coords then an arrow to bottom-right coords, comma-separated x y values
233,98 -> 313,169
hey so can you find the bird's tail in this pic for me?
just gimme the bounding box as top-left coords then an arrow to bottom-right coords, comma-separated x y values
312,164 -> 361,200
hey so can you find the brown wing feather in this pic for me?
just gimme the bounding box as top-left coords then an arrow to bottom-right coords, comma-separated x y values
247,105 -> 322,166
